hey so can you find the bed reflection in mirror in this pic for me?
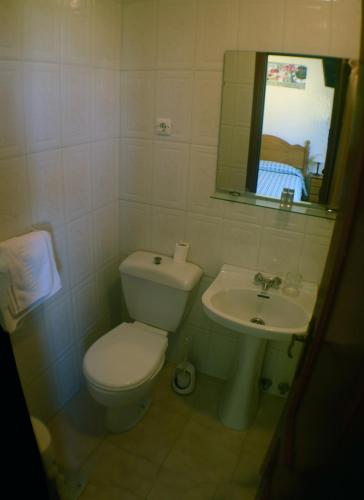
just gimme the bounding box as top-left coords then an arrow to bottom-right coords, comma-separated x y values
216,51 -> 351,206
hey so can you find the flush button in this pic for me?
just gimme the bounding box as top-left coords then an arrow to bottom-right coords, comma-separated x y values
153,256 -> 162,265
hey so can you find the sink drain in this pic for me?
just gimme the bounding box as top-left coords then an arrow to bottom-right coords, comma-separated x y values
250,317 -> 265,325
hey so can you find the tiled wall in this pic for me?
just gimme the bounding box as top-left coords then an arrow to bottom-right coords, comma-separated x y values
119,0 -> 360,395
0,0 -> 122,420
1,0 -> 360,421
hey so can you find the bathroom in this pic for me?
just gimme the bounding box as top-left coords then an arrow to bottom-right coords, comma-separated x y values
0,0 -> 361,499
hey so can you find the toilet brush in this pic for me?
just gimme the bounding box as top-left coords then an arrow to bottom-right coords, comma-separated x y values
172,335 -> 196,395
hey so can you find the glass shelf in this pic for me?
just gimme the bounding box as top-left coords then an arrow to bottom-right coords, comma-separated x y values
211,190 -> 337,220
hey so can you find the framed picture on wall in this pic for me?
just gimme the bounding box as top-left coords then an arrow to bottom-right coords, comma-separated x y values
267,62 -> 307,89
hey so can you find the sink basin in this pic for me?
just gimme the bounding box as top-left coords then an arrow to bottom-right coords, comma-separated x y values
202,264 -> 316,341
202,264 -> 317,430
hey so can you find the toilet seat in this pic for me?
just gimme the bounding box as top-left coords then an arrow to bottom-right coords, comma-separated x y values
83,322 -> 168,392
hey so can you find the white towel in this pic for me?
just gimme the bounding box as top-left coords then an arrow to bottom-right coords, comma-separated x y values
0,230 -> 61,333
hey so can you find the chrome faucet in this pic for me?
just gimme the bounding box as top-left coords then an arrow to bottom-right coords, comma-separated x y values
254,273 -> 282,291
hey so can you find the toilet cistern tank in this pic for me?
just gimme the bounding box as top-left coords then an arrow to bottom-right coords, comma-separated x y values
120,251 -> 203,332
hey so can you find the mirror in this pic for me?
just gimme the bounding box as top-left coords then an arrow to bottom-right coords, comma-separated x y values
215,50 -> 351,214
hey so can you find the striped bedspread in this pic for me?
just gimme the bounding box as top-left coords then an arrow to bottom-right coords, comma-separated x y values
257,160 -> 308,202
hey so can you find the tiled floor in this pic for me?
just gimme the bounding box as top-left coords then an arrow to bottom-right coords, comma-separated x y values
49,363 -> 285,500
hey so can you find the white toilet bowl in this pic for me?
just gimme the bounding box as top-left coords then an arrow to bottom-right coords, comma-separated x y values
83,321 -> 168,433
83,251 -> 202,433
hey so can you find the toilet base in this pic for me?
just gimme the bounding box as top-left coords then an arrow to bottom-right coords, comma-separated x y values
106,396 -> 152,433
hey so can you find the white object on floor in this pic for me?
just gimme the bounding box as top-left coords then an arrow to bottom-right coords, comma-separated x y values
0,230 -> 61,333
31,416 -> 86,500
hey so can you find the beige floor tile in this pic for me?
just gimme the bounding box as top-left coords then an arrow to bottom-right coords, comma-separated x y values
254,393 -> 285,429
81,440 -> 159,498
183,372 -> 224,417
147,467 -> 218,500
155,364 -> 225,419
80,481 -> 143,500
49,387 -> 107,473
107,400 -> 190,465
163,411 -> 246,483
213,482 -> 257,500
154,362 -> 195,418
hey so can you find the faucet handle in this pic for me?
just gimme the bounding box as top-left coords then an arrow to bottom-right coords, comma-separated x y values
254,272 -> 265,284
271,277 -> 282,289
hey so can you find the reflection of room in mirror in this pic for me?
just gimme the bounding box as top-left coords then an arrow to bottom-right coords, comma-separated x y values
259,55 -> 334,202
215,51 -> 352,208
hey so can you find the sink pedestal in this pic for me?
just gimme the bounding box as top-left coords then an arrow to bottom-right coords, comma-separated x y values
218,334 -> 267,430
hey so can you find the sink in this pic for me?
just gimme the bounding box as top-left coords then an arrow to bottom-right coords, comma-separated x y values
202,264 -> 317,430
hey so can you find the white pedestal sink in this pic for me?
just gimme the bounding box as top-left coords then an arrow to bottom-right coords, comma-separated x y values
202,265 -> 317,430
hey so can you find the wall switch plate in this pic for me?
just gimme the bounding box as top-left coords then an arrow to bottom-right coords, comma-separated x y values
156,118 -> 171,136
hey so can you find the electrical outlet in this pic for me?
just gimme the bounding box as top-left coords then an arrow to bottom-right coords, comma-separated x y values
156,118 -> 171,136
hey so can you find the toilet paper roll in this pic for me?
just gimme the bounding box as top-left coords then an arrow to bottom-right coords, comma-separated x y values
173,241 -> 190,263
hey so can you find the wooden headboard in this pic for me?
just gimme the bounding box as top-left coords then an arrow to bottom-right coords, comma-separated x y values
260,135 -> 310,175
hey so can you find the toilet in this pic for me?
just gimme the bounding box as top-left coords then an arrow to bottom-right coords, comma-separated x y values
83,251 -> 202,433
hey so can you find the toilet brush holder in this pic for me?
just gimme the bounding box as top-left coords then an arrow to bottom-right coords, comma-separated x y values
172,361 -> 196,395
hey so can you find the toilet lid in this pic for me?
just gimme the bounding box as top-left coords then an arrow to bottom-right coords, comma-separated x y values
83,322 -> 168,391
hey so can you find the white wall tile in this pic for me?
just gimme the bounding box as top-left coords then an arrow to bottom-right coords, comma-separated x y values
61,65 -> 91,146
54,347 -> 82,408
24,63 -> 61,153
156,71 -> 193,143
188,145 -> 224,217
0,0 -> 23,60
11,310 -> 52,382
152,141 -> 189,210
0,156 -> 30,241
264,209 -> 306,233
45,294 -> 75,358
151,206 -> 185,256
305,216 -> 334,238
120,138 -> 153,203
206,331 -> 237,379
222,219 -> 261,269
91,139 -> 119,209
224,202 -> 265,225
330,0 -> 361,58
96,258 -> 123,331
63,143 -> 92,222
0,62 -> 25,159
67,214 -> 94,286
284,0 -> 331,55
22,366 -> 60,422
258,227 -> 304,275
186,275 -> 214,330
119,200 -> 151,255
0,0 -> 124,423
195,0 -> 239,70
24,0 -> 60,62
188,324 -> 211,374
261,345 -> 299,396
61,0 -> 91,65
92,0 -> 121,69
92,68 -> 120,140
28,149 -> 65,228
72,276 -> 99,338
122,71 -> 155,139
299,234 -> 330,283
192,71 -> 222,146
185,212 -> 223,276
122,0 -> 157,69
238,0 -> 285,52
157,0 -> 196,69
93,202 -> 119,268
